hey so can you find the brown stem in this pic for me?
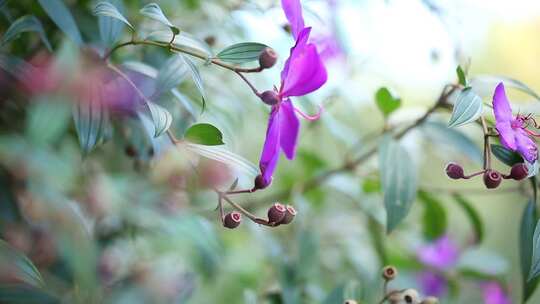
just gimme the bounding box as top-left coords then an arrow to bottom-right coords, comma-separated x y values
235,71 -> 261,97
480,116 -> 492,169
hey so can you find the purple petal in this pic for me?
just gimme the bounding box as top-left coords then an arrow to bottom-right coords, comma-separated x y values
259,107 -> 282,186
281,0 -> 305,40
417,235 -> 460,270
279,99 -> 300,159
417,271 -> 448,297
493,82 -> 513,123
496,122 -> 517,151
280,28 -> 327,97
515,128 -> 538,163
482,282 -> 512,304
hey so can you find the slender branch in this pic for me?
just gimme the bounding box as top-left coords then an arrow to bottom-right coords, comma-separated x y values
480,116 -> 492,169
235,71 -> 261,97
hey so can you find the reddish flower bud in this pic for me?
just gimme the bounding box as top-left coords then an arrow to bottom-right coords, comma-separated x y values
483,170 -> 502,189
445,162 -> 464,179
252,174 -> 270,191
260,90 -> 280,106
259,47 -> 278,69
382,265 -> 398,281
510,163 -> 528,180
223,211 -> 242,229
267,203 -> 286,224
278,205 -> 297,225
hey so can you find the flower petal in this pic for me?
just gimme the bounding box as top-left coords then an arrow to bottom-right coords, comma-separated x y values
280,28 -> 327,97
493,82 -> 513,123
515,128 -> 538,163
259,107 -> 282,185
495,121 -> 517,150
281,0 -> 305,40
279,99 -> 300,159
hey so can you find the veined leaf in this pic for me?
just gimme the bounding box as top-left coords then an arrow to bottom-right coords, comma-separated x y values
98,0 -> 126,46
184,123 -> 224,146
448,88 -> 483,128
379,136 -> 418,232
142,102 -> 172,137
375,87 -> 401,118
472,75 -> 540,102
418,190 -> 447,240
37,0 -> 83,46
453,194 -> 484,244
2,15 -> 51,51
491,144 -> 523,166
422,121 -> 482,164
529,218 -> 540,281
183,55 -> 206,107
521,200 -> 539,302
185,143 -> 258,177
0,53 -> 36,83
140,3 -> 179,35
0,240 -> 44,288
93,1 -> 133,30
73,84 -> 108,154
155,54 -> 189,96
216,42 -> 268,64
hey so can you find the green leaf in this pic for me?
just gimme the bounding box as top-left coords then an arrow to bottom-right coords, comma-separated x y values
183,55 -> 207,110
362,178 -> 381,194
144,102 -> 172,137
448,88 -> 483,128
453,194 -> 484,244
154,54 -> 189,96
322,284 -> 345,304
520,200 -> 539,302
93,1 -> 133,30
422,121 -> 483,164
26,97 -> 71,145
184,123 -> 224,145
0,240 -> 44,288
140,3 -> 179,35
456,65 -> 467,87
216,42 -> 268,64
472,75 -> 540,102
0,284 -> 59,304
418,190 -> 447,240
491,144 -> 523,166
2,15 -> 51,51
379,136 -> 418,232
185,143 -> 258,177
37,0 -> 83,46
529,218 -> 540,281
98,0 -> 126,46
375,87 -> 401,118
73,86 -> 108,154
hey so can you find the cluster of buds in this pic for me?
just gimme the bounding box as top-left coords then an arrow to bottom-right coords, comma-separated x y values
222,203 -> 296,229
445,162 -> 528,189
378,266 -> 439,304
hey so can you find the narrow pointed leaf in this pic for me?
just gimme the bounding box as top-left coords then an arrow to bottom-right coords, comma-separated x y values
521,200 -> 539,302
456,65 -> 467,87
453,194 -> 484,244
2,15 -> 52,51
93,1 -> 133,30
98,0 -> 126,46
216,42 -> 268,64
143,102 -> 172,137
419,190 -> 447,240
184,123 -> 224,146
473,75 -> 540,102
0,240 -> 44,288
422,121 -> 482,163
140,2 -> 179,35
183,55 -> 206,106
448,88 -> 483,128
73,84 -> 107,154
185,143 -> 258,177
37,0 -> 83,45
379,136 -> 417,232
529,218 -> 540,281
491,144 -> 523,166
155,54 -> 189,96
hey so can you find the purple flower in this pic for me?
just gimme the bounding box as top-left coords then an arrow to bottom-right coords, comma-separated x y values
417,235 -> 460,271
418,271 -> 448,297
482,282 -> 512,304
492,82 -> 538,163
257,0 -> 327,187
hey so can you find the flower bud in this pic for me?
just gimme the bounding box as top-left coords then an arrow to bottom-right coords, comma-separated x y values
421,297 -> 439,304
278,205 -> 297,225
260,90 -> 280,106
510,163 -> 528,180
445,162 -> 464,179
259,47 -> 278,69
382,265 -> 398,281
252,174 -> 270,191
402,289 -> 420,304
267,203 -> 286,224
223,211 -> 242,229
483,170 -> 502,189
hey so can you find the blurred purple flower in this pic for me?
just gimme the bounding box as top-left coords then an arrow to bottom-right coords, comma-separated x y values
417,235 -> 460,270
258,0 -> 327,187
492,82 -> 538,163
418,271 -> 448,297
482,282 -> 512,304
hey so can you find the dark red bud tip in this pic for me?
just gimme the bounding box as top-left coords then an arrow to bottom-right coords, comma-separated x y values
260,90 -> 280,106
382,265 -> 398,281
252,174 -> 270,191
223,211 -> 242,229
278,205 -> 297,225
510,163 -> 529,180
267,203 -> 286,224
483,170 -> 502,189
445,162 -> 464,179
259,47 -> 278,69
